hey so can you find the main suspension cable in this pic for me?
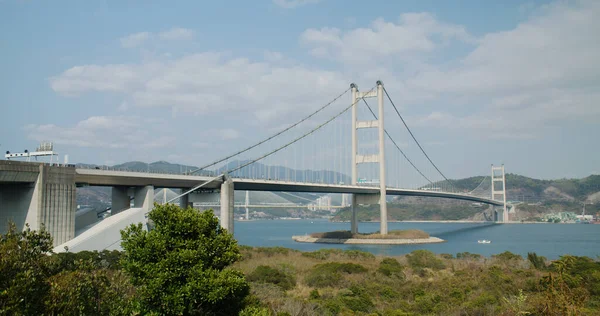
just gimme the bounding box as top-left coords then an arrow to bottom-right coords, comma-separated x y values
227,86 -> 376,175
382,86 -> 457,190
360,98 -> 434,185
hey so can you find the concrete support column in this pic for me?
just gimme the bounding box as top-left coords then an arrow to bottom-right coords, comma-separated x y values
180,189 -> 190,209
111,186 -> 130,215
134,185 -> 154,213
37,164 -> 76,246
220,177 -> 234,233
350,194 -> 358,234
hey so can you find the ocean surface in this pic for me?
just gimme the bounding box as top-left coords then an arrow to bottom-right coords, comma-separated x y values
234,219 -> 600,260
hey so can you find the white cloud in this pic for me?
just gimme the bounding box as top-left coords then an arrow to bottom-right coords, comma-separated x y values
273,0 -> 321,9
158,27 -> 194,41
25,116 -> 174,149
403,0 -> 600,137
120,32 -> 151,48
119,28 -> 194,49
301,13 -> 474,64
50,52 -> 346,123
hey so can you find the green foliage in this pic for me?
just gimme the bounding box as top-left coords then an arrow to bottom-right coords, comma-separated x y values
377,258 -> 405,278
0,222 -> 53,315
120,203 -> 249,315
248,265 -> 296,290
456,252 -> 482,260
301,248 -> 375,260
309,289 -> 320,299
305,262 -> 367,288
527,252 -> 547,270
254,246 -> 295,256
239,306 -> 271,316
46,260 -> 134,315
492,251 -> 523,263
336,285 -> 375,313
406,250 -> 445,272
537,256 -> 590,315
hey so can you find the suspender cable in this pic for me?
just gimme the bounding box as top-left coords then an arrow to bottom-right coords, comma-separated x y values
382,86 -> 456,190
227,86 -> 376,175
188,87 -> 352,175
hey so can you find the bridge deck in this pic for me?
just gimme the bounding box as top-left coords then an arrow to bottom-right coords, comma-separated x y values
73,169 -> 503,206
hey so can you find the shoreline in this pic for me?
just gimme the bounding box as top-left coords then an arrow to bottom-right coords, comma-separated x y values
292,235 -> 445,245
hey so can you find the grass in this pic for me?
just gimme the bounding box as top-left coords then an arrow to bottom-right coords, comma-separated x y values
309,229 -> 430,240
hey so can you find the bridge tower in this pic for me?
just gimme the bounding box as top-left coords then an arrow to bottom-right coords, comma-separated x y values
350,81 -> 388,234
491,164 -> 508,222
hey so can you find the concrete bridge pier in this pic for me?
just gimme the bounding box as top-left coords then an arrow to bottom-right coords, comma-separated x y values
111,185 -> 154,214
179,190 -> 190,208
0,161 -> 76,246
134,185 -> 154,212
111,186 -> 130,214
220,177 -> 234,234
350,194 -> 358,234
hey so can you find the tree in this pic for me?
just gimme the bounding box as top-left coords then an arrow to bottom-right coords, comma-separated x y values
0,223 -> 53,315
120,203 -> 249,315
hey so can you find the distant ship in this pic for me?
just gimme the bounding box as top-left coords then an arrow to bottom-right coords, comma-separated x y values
477,240 -> 491,244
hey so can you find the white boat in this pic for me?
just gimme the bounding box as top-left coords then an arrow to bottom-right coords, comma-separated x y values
477,240 -> 491,244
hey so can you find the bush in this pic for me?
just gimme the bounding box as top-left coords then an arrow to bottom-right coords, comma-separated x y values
255,246 -> 294,256
305,262 -> 367,288
337,285 -> 375,313
492,251 -> 523,263
527,252 -> 547,270
456,252 -> 482,260
301,248 -> 343,260
377,258 -> 405,278
406,250 -> 446,271
309,289 -> 320,299
247,265 -> 296,291
120,204 -> 249,316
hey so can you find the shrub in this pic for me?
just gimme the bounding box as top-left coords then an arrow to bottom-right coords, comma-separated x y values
309,289 -> 320,299
343,249 -> 376,260
492,251 -> 523,263
336,285 -> 375,313
255,246 -> 294,256
456,252 -> 482,260
406,250 -> 446,271
305,262 -> 367,288
527,252 -> 547,270
301,248 -> 343,260
120,204 -> 249,316
247,265 -> 296,291
377,258 -> 405,278
440,253 -> 454,259
239,306 -> 271,316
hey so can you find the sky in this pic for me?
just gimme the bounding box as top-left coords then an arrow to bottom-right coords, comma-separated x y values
0,0 -> 599,181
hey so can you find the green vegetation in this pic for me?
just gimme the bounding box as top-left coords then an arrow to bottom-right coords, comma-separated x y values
3,203 -> 600,315
310,229 -> 430,239
234,247 -> 600,315
1,204 -> 249,315
120,203 -> 249,315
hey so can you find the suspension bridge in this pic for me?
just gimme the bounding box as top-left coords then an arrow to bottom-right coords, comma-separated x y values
0,80 -> 510,252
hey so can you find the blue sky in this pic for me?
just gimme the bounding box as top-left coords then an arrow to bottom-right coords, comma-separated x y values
1,0 -> 598,182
